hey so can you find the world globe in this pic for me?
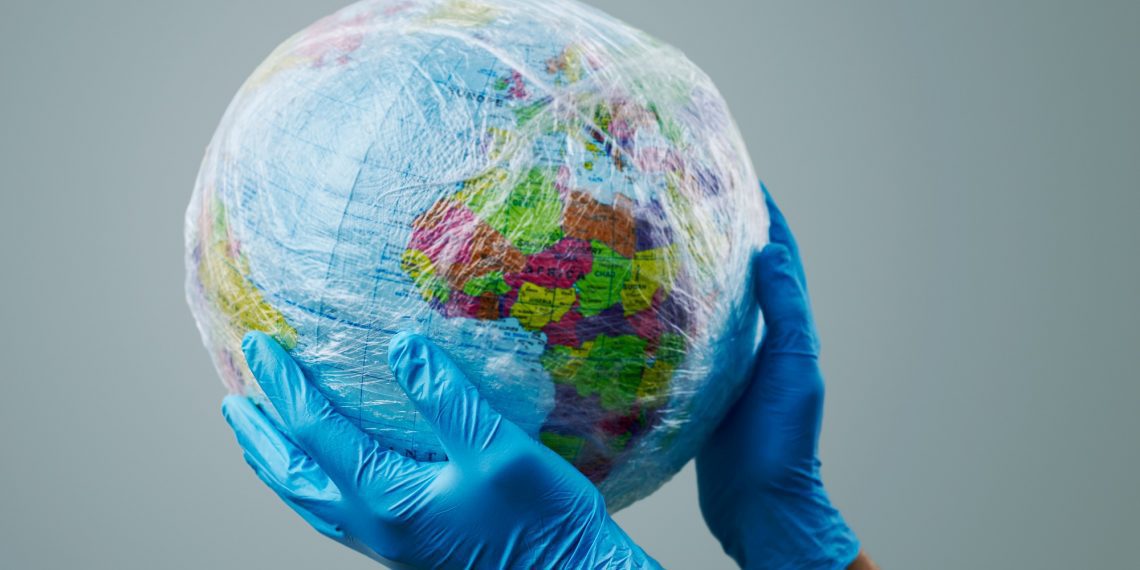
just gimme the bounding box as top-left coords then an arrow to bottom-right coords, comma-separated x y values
186,0 -> 768,510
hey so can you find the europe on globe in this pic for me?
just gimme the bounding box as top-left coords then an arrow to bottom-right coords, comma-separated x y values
186,0 -> 768,510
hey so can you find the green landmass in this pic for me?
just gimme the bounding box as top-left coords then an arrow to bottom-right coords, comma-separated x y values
540,432 -> 586,462
464,167 -> 564,254
574,240 -> 632,317
541,333 -> 650,410
462,271 -> 510,297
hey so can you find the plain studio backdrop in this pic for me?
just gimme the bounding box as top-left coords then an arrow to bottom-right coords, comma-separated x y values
1,1 -> 1137,568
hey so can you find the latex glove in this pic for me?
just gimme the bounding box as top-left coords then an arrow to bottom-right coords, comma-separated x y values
222,330 -> 662,570
696,185 -> 861,569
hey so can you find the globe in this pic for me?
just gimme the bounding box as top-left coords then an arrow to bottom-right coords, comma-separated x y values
186,0 -> 768,510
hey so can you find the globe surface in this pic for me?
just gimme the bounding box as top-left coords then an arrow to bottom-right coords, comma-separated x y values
186,0 -> 767,510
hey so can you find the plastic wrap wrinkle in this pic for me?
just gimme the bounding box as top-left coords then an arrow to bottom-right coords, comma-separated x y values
186,0 -> 768,511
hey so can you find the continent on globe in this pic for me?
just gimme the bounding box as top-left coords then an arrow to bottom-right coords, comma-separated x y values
402,166 -> 690,481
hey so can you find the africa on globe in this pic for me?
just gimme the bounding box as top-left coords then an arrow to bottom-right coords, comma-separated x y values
186,0 -> 768,510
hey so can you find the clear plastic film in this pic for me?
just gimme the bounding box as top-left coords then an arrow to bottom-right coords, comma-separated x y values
186,0 -> 768,511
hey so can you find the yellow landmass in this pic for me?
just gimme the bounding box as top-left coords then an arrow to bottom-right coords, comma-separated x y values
665,172 -> 727,283
198,200 -> 297,350
510,281 -> 576,330
621,245 -> 678,315
400,248 -> 449,302
637,361 -> 674,404
424,0 -> 497,26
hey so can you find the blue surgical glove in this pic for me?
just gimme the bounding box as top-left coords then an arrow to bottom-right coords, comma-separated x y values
222,330 -> 662,569
695,185 -> 861,569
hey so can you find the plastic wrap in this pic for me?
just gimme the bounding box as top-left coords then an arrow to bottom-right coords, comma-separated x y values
186,0 -> 768,511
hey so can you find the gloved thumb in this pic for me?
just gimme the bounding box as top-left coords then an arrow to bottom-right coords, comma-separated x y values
754,244 -> 819,356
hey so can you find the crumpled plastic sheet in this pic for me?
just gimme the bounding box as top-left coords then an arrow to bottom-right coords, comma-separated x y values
186,0 -> 767,511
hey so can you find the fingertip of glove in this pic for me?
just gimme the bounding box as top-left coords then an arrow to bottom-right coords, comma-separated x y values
760,242 -> 792,264
388,329 -> 412,352
221,394 -> 255,428
388,333 -> 448,400
241,330 -> 261,349
755,243 -> 792,285
223,398 -> 291,472
223,392 -> 250,409
242,333 -> 295,396
241,330 -> 276,360
221,394 -> 241,421
760,180 -> 779,210
387,331 -> 426,369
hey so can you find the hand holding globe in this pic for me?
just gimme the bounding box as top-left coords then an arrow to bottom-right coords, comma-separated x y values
185,0 -> 868,567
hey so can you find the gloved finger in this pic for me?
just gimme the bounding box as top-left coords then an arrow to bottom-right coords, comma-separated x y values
753,244 -> 819,356
387,331 -> 526,464
241,332 -> 423,498
760,182 -> 807,290
242,452 -> 347,539
221,395 -> 347,537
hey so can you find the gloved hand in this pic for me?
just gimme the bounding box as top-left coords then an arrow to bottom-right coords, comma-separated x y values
695,185 -> 862,569
222,330 -> 662,570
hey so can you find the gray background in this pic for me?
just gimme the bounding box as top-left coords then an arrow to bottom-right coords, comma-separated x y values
1,1 -> 1137,568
